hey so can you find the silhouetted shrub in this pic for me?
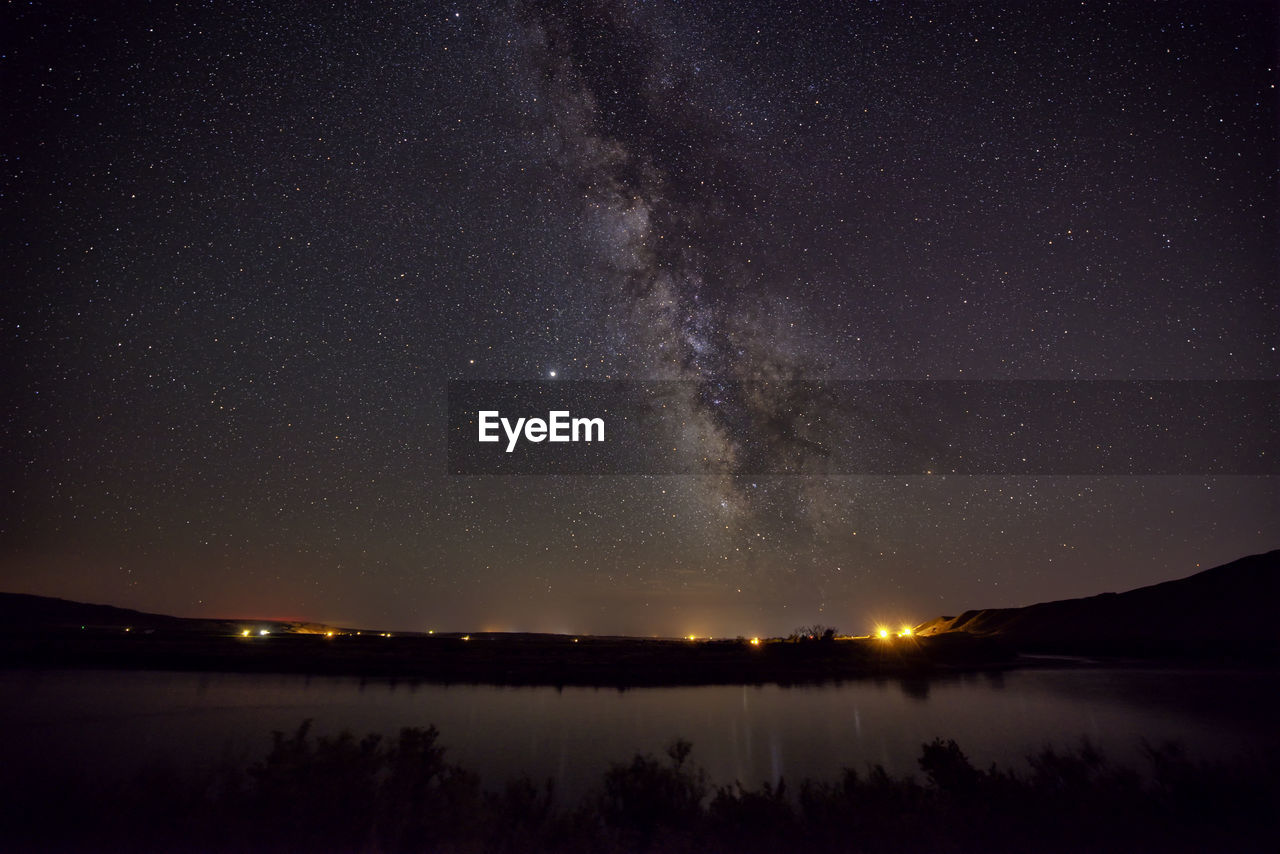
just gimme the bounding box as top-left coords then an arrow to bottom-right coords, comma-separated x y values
707,779 -> 794,853
481,776 -> 558,853
599,739 -> 707,851
919,737 -> 981,795
376,725 -> 483,852
242,720 -> 383,852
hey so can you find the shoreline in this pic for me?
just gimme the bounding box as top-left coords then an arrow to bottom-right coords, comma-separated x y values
6,627 -> 1273,688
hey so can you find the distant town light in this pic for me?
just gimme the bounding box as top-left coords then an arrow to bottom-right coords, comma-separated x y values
750,637 -> 761,646
877,628 -> 890,639
241,629 -> 250,637
899,626 -> 913,637
259,629 -> 269,636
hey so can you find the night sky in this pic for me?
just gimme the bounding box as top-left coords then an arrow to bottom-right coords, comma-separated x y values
3,0 -> 1277,637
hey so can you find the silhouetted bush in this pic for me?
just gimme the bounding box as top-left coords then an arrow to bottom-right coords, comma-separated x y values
242,720 -> 383,851
707,779 -> 794,853
918,737 -> 981,795
599,739 -> 706,851
789,624 -> 838,642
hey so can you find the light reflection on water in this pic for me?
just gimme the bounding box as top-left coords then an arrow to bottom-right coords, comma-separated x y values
0,667 -> 1275,799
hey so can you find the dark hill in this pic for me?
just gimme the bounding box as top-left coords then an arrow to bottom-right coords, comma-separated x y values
0,592 -> 252,634
0,592 -> 193,629
917,550 -> 1280,657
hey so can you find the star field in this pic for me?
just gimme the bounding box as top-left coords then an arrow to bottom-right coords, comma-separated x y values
2,0 -> 1277,636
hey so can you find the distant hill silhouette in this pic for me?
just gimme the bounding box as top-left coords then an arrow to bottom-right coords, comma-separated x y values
0,592 -> 306,635
0,592 -> 196,629
917,550 -> 1280,657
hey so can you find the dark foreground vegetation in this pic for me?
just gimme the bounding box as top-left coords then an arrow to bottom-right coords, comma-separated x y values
3,722 -> 1276,854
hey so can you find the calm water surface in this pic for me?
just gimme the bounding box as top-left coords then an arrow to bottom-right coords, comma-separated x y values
1,666 -> 1275,798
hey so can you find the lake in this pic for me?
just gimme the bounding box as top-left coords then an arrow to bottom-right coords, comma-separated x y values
1,665 -> 1275,800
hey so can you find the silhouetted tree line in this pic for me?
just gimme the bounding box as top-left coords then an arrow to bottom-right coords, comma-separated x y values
789,624 -> 837,642
2,722 -> 1276,853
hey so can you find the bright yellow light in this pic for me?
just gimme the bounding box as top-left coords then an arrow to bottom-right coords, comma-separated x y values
241,629 -> 250,637
687,635 -> 697,641
877,628 -> 890,639
750,637 -> 761,646
325,631 -> 334,638
899,626 -> 913,637
462,635 -> 470,641
259,629 -> 268,636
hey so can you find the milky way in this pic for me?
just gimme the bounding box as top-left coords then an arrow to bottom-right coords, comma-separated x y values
512,1 -> 863,534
